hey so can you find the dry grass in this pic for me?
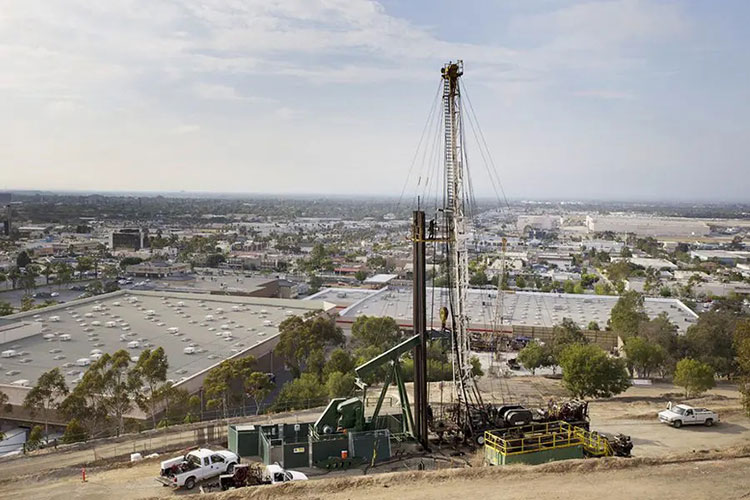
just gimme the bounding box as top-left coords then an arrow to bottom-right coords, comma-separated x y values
139,444 -> 750,500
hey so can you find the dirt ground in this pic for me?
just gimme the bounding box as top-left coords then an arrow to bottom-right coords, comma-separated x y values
2,377 -> 748,500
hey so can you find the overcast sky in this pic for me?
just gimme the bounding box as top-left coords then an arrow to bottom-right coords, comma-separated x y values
1,0 -> 748,201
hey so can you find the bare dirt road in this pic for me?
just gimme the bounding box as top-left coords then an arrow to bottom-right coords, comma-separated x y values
4,451 -> 750,500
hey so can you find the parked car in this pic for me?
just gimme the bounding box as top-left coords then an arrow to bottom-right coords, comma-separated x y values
658,402 -> 719,428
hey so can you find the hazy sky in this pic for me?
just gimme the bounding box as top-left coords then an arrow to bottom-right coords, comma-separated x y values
1,0 -> 748,201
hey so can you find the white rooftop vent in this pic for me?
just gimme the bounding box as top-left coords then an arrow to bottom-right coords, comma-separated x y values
112,301 -> 121,307
145,310 -> 156,316
260,309 -> 268,314
11,379 -> 30,386
43,333 -> 56,339
84,313 -> 94,318
263,320 -> 272,327
90,349 -> 103,355
128,341 -> 141,349
220,324 -> 230,330
183,346 -> 196,355
222,331 -> 233,338
76,358 -> 91,367
91,321 -> 101,326
106,321 -> 117,328
49,316 -> 60,322
1,350 -> 18,358
204,315 -> 214,321
90,353 -> 103,361
167,327 -> 179,334
215,308 -> 224,313
177,301 -> 185,307
59,334 -> 72,341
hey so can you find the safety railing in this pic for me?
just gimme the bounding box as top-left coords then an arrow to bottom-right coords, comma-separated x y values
485,421 -> 612,457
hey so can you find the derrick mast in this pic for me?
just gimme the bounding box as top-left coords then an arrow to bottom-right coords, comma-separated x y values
441,61 -> 482,432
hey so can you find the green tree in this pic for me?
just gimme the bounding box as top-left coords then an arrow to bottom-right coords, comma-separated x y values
27,425 -> 44,450
203,357 -> 256,419
54,263 -> 73,288
685,311 -> 737,378
573,282 -> 585,294
324,348 -> 356,377
41,262 -> 53,285
673,358 -> 715,398
20,295 -> 34,311
0,301 -> 13,316
76,256 -> 94,275
24,368 -> 68,443
587,321 -> 600,331
16,250 -> 31,268
609,291 -> 648,339
62,418 -> 87,443
308,275 -> 323,294
274,373 -> 328,411
245,372 -> 275,415
518,342 -> 549,375
734,320 -> 750,417
549,318 -> 587,364
594,282 -> 612,295
325,371 -> 356,398
354,270 -> 368,282
0,272 -> 6,289
559,344 -> 630,399
469,269 -> 489,286
0,390 -> 12,414
98,350 -> 140,436
206,253 -> 226,268
623,337 -> 666,378
470,355 -> 484,377
514,275 -> 526,289
8,266 -> 20,288
20,267 -> 38,295
351,315 -> 402,350
275,314 -> 345,378
133,347 -> 169,427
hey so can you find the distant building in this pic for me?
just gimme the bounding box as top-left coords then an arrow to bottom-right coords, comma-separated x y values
585,215 -> 710,238
516,215 -> 560,233
126,261 -> 190,277
690,250 -> 750,266
111,228 -> 149,251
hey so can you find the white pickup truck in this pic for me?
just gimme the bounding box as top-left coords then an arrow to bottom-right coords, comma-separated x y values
658,403 -> 719,428
157,448 -> 239,490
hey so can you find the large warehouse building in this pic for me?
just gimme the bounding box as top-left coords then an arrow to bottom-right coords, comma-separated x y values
332,287 -> 698,348
0,290 -> 335,409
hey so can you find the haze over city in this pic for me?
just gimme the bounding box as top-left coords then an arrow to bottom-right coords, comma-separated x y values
2,0 -> 749,201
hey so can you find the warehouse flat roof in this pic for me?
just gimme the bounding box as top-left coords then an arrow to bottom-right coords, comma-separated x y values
304,287 -> 381,308
0,290 -> 333,389
338,287 -> 698,333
